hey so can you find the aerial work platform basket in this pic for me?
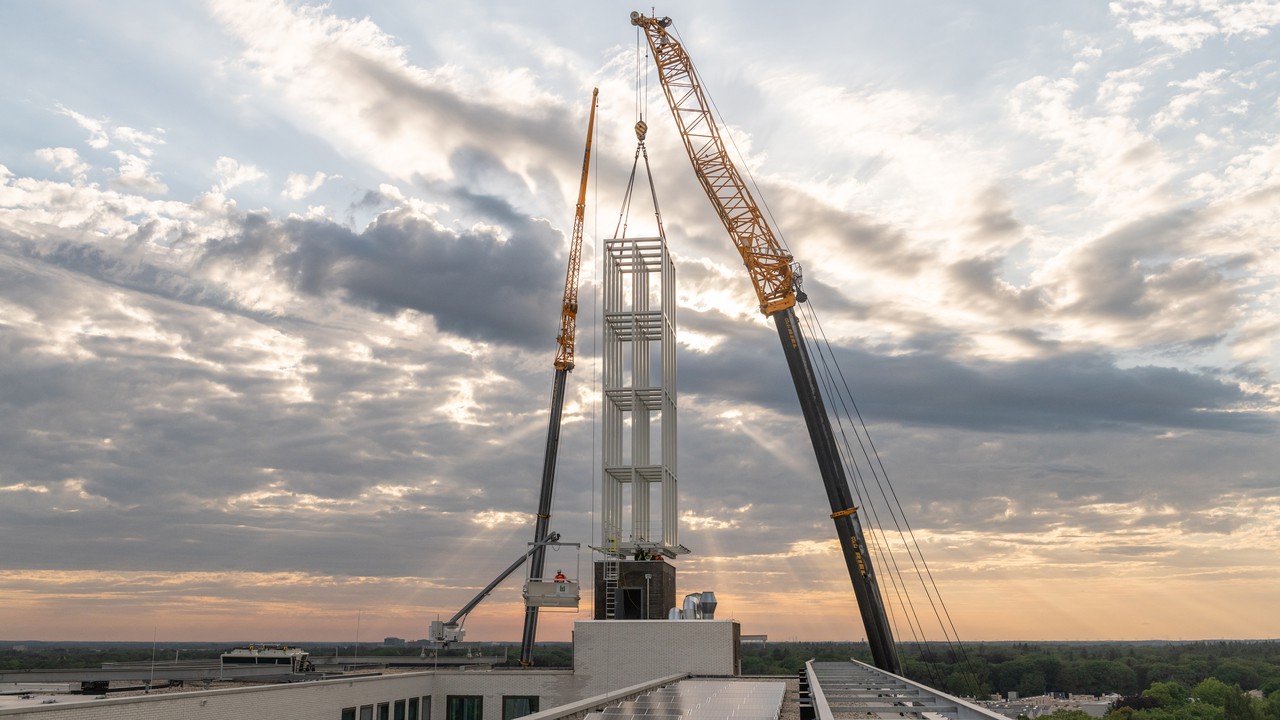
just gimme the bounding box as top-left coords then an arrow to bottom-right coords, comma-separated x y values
523,540 -> 581,609
523,579 -> 580,608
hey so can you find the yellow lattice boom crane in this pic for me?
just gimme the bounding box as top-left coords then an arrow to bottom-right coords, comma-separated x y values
631,12 -> 902,674
520,88 -> 598,666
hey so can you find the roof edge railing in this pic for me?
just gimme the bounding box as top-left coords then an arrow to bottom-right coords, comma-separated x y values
804,660 -> 836,720
518,673 -> 689,720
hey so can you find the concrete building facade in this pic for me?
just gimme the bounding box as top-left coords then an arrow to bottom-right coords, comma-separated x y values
0,620 -> 741,720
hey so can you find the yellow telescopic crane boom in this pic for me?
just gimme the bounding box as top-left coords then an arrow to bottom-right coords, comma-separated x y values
520,88 -> 598,666
554,89 -> 599,372
630,12 -> 901,674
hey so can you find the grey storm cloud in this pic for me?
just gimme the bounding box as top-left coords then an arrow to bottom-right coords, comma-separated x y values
946,256 -> 1047,316
776,187 -> 931,276
0,242 -> 565,577
678,311 -> 1271,435
3,0 -> 1279,643
968,187 -> 1024,244
1064,210 -> 1236,319
205,203 -> 564,350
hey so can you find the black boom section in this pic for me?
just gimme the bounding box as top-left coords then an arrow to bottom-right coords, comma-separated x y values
774,308 -> 901,674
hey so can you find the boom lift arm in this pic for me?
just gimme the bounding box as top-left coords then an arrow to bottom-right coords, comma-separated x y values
630,12 -> 902,674
430,532 -> 561,645
519,88 -> 599,666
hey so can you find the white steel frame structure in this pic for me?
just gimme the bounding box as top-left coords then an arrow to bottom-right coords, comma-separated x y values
601,235 -> 685,558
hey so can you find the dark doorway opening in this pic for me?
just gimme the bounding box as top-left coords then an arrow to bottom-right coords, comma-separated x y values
619,587 -> 644,619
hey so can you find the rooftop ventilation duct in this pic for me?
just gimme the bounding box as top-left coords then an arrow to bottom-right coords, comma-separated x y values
699,591 -> 717,619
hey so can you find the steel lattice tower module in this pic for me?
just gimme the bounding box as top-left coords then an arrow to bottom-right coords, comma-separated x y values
600,235 -> 686,559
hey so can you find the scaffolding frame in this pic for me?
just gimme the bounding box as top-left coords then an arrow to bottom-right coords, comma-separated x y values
601,235 -> 684,558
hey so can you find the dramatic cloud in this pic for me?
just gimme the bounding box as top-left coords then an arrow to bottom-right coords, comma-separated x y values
0,0 -> 1276,644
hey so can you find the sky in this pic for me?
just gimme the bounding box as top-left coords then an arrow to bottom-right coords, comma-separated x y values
1,0 -> 1278,646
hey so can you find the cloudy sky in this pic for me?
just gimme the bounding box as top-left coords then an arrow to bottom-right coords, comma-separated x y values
2,0 -> 1278,646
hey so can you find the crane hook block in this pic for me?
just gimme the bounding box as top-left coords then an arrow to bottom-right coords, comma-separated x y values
635,120 -> 648,141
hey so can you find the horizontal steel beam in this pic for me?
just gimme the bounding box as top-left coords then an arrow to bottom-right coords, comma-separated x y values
827,704 -> 960,714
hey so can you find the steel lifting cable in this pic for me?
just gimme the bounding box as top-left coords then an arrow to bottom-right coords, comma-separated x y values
796,303 -> 946,688
635,24 -> 643,127
665,15 -> 972,683
614,131 -> 666,239
639,138 -> 665,236
671,18 -> 973,681
798,304 -> 946,642
671,22 -> 793,257
801,318 -> 955,692
616,34 -> 647,241
590,96 -> 602,565
794,304 -> 936,658
804,301 -> 971,653
666,29 -> 907,627
634,22 -> 651,131
799,299 -> 977,685
797,306 -> 910,606
619,27 -> 664,240
614,146 -> 643,239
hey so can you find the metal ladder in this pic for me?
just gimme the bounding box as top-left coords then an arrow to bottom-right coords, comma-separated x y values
603,547 -> 620,619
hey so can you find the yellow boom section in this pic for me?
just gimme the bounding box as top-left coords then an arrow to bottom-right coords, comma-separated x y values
555,88 -> 599,372
630,13 -> 796,316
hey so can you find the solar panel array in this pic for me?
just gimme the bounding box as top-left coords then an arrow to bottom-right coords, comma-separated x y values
585,680 -> 786,720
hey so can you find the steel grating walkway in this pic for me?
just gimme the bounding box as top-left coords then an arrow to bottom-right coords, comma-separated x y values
804,660 -> 1008,720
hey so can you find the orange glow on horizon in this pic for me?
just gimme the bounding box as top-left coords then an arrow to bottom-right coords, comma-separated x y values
2,564 -> 1277,643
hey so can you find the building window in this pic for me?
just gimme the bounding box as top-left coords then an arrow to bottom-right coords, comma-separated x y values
422,696 -> 432,720
378,702 -> 391,720
360,707 -> 374,720
395,700 -> 406,720
342,709 -> 356,720
408,697 -> 419,720
502,696 -> 540,720
446,695 -> 483,720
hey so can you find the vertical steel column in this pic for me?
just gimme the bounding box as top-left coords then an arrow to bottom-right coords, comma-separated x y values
661,241 -> 678,548
632,240 -> 651,543
602,238 -> 624,546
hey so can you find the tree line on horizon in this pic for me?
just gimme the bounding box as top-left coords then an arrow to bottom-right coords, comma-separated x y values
739,640 -> 1280,720
736,640 -> 1278,694
911,640 -> 1280,699
7,636 -> 1280,720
